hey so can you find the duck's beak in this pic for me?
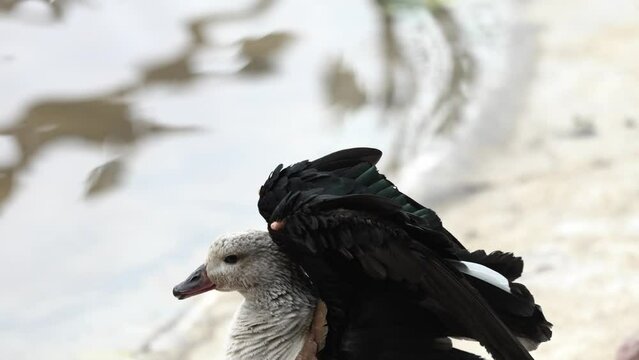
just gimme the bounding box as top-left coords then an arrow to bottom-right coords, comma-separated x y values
173,264 -> 216,300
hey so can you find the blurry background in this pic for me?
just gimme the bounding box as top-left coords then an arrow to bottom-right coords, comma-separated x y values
1,0 -> 638,359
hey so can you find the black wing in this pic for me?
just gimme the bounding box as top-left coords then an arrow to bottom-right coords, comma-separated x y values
258,147 -> 463,248
267,192 -> 534,360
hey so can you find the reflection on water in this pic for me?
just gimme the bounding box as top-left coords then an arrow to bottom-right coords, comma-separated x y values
374,0 -> 526,204
0,168 -> 12,205
0,0 -> 292,209
0,98 -> 196,208
323,58 -> 367,112
137,31 -> 293,86
0,0 -> 527,358
0,0 -> 519,209
425,6 -> 475,135
136,0 -> 288,87
85,157 -> 123,197
239,32 -> 294,74
0,0 -> 75,20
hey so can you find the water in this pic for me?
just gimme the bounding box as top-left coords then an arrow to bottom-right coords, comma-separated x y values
0,0 -> 527,358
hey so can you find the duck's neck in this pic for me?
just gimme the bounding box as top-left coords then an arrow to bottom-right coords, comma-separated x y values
227,278 -> 316,360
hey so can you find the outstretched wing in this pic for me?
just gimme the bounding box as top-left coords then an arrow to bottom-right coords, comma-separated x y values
258,147 -> 463,248
267,192 -> 533,360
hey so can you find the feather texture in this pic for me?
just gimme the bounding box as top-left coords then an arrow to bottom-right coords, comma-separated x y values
258,148 -> 552,359
268,194 -> 534,360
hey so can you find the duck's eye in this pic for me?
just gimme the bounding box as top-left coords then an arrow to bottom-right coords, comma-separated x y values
223,255 -> 238,264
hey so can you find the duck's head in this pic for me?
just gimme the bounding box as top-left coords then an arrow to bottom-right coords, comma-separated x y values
173,230 -> 289,299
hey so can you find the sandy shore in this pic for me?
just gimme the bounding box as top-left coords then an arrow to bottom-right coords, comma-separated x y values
444,0 -> 639,358
136,0 -> 639,359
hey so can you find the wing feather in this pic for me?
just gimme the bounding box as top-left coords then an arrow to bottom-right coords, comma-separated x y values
268,193 -> 534,360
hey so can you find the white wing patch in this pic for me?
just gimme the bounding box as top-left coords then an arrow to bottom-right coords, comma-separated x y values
449,260 -> 512,293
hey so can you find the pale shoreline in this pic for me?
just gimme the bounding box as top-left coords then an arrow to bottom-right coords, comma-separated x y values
445,0 -> 639,358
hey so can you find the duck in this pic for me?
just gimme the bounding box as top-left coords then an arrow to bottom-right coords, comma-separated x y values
257,147 -> 552,360
173,230 -> 320,360
174,230 -> 482,359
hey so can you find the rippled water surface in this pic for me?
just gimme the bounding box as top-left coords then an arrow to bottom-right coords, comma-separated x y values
0,0 -> 525,358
